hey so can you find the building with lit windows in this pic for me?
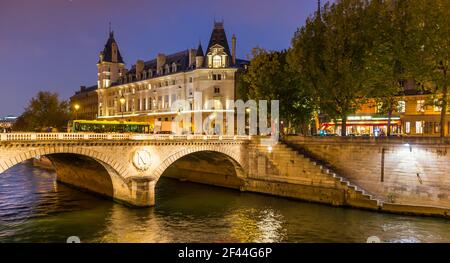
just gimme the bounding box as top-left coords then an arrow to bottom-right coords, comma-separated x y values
0,115 -> 18,132
91,21 -> 248,132
321,82 -> 450,136
70,85 -> 98,120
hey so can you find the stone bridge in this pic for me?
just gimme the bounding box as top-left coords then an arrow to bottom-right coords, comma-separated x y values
2,133 -> 448,217
0,133 -> 250,206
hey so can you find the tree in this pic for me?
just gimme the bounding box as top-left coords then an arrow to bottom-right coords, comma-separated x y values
242,48 -> 315,135
290,0 -> 374,136
405,0 -> 449,137
363,0 -> 410,136
13,91 -> 70,132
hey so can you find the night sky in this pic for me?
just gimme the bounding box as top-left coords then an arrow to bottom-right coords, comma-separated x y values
0,0 -> 319,116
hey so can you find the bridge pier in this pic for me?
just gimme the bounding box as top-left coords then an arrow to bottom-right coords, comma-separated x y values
129,178 -> 156,207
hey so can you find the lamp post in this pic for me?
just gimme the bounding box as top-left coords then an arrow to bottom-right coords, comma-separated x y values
119,95 -> 126,120
74,104 -> 80,120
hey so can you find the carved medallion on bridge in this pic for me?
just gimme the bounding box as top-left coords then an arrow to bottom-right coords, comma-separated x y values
132,149 -> 152,171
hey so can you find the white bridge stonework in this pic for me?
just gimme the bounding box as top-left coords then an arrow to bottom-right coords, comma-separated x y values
0,133 -> 250,206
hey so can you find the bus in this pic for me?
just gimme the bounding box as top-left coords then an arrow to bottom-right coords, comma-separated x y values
68,120 -> 153,134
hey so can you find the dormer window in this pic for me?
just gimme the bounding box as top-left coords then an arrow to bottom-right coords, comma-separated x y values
213,55 -> 222,68
207,44 -> 228,68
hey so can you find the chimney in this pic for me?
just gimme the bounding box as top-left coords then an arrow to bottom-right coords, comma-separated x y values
136,60 -> 144,75
188,49 -> 196,68
232,34 -> 236,65
156,53 -> 166,75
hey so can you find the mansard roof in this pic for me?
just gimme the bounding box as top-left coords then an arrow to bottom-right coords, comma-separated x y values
99,31 -> 124,64
128,49 -> 193,75
206,22 -> 231,58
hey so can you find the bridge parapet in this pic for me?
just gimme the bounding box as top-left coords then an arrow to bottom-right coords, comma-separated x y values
0,133 -> 252,142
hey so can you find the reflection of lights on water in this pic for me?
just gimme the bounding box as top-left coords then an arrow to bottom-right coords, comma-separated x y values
256,209 -> 285,243
227,208 -> 285,242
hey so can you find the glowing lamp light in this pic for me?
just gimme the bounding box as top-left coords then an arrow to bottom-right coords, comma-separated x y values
74,104 -> 80,111
119,95 -> 126,105
268,146 -> 273,153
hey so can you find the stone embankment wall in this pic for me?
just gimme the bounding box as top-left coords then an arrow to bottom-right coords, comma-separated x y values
284,136 -> 450,215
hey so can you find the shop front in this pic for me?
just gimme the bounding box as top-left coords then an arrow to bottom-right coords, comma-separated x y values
320,115 -> 401,136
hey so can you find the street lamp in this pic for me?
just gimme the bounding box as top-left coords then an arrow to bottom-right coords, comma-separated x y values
74,104 -> 80,120
119,95 -> 126,120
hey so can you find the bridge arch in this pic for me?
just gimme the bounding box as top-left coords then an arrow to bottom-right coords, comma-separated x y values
151,145 -> 247,181
0,146 -> 133,205
0,146 -> 128,177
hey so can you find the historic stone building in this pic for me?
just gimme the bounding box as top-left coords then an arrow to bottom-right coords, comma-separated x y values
70,85 -> 98,120
94,22 -> 248,132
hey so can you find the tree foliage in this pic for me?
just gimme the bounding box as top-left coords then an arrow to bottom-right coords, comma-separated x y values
13,91 -> 70,132
242,48 -> 315,134
405,0 -> 450,137
289,0 -> 448,136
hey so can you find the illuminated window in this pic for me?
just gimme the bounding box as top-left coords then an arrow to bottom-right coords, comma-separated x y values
415,121 -> 423,134
213,55 -> 222,68
416,100 -> 425,112
376,102 -> 383,113
165,95 -> 169,109
434,122 -> 440,133
405,122 -> 410,133
397,101 -> 406,113
434,99 -> 441,112
171,94 -> 177,106
214,99 -> 222,109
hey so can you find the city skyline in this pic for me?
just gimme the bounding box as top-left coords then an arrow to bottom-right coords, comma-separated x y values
0,0 -> 318,116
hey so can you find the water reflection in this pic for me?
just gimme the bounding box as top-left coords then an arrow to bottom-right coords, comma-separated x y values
0,163 -> 449,243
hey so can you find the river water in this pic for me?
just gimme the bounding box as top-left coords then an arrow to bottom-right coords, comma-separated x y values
0,163 -> 449,243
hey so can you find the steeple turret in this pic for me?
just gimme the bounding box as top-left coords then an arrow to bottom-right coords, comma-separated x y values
97,26 -> 125,89
195,41 -> 204,68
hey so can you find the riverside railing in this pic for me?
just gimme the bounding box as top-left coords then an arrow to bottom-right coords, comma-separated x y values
0,133 -> 251,142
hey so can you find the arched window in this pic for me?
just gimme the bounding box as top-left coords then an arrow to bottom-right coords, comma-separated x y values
213,55 -> 222,68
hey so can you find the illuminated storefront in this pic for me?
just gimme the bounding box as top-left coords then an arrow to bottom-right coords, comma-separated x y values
321,115 -> 401,136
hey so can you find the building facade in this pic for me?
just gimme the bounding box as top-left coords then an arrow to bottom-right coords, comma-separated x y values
321,87 -> 450,136
0,115 -> 17,133
93,22 -> 248,132
70,85 -> 98,120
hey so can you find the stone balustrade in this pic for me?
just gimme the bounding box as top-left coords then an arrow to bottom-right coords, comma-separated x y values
0,133 -> 251,142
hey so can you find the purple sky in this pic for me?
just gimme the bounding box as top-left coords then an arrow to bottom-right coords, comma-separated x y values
0,0 -> 319,116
